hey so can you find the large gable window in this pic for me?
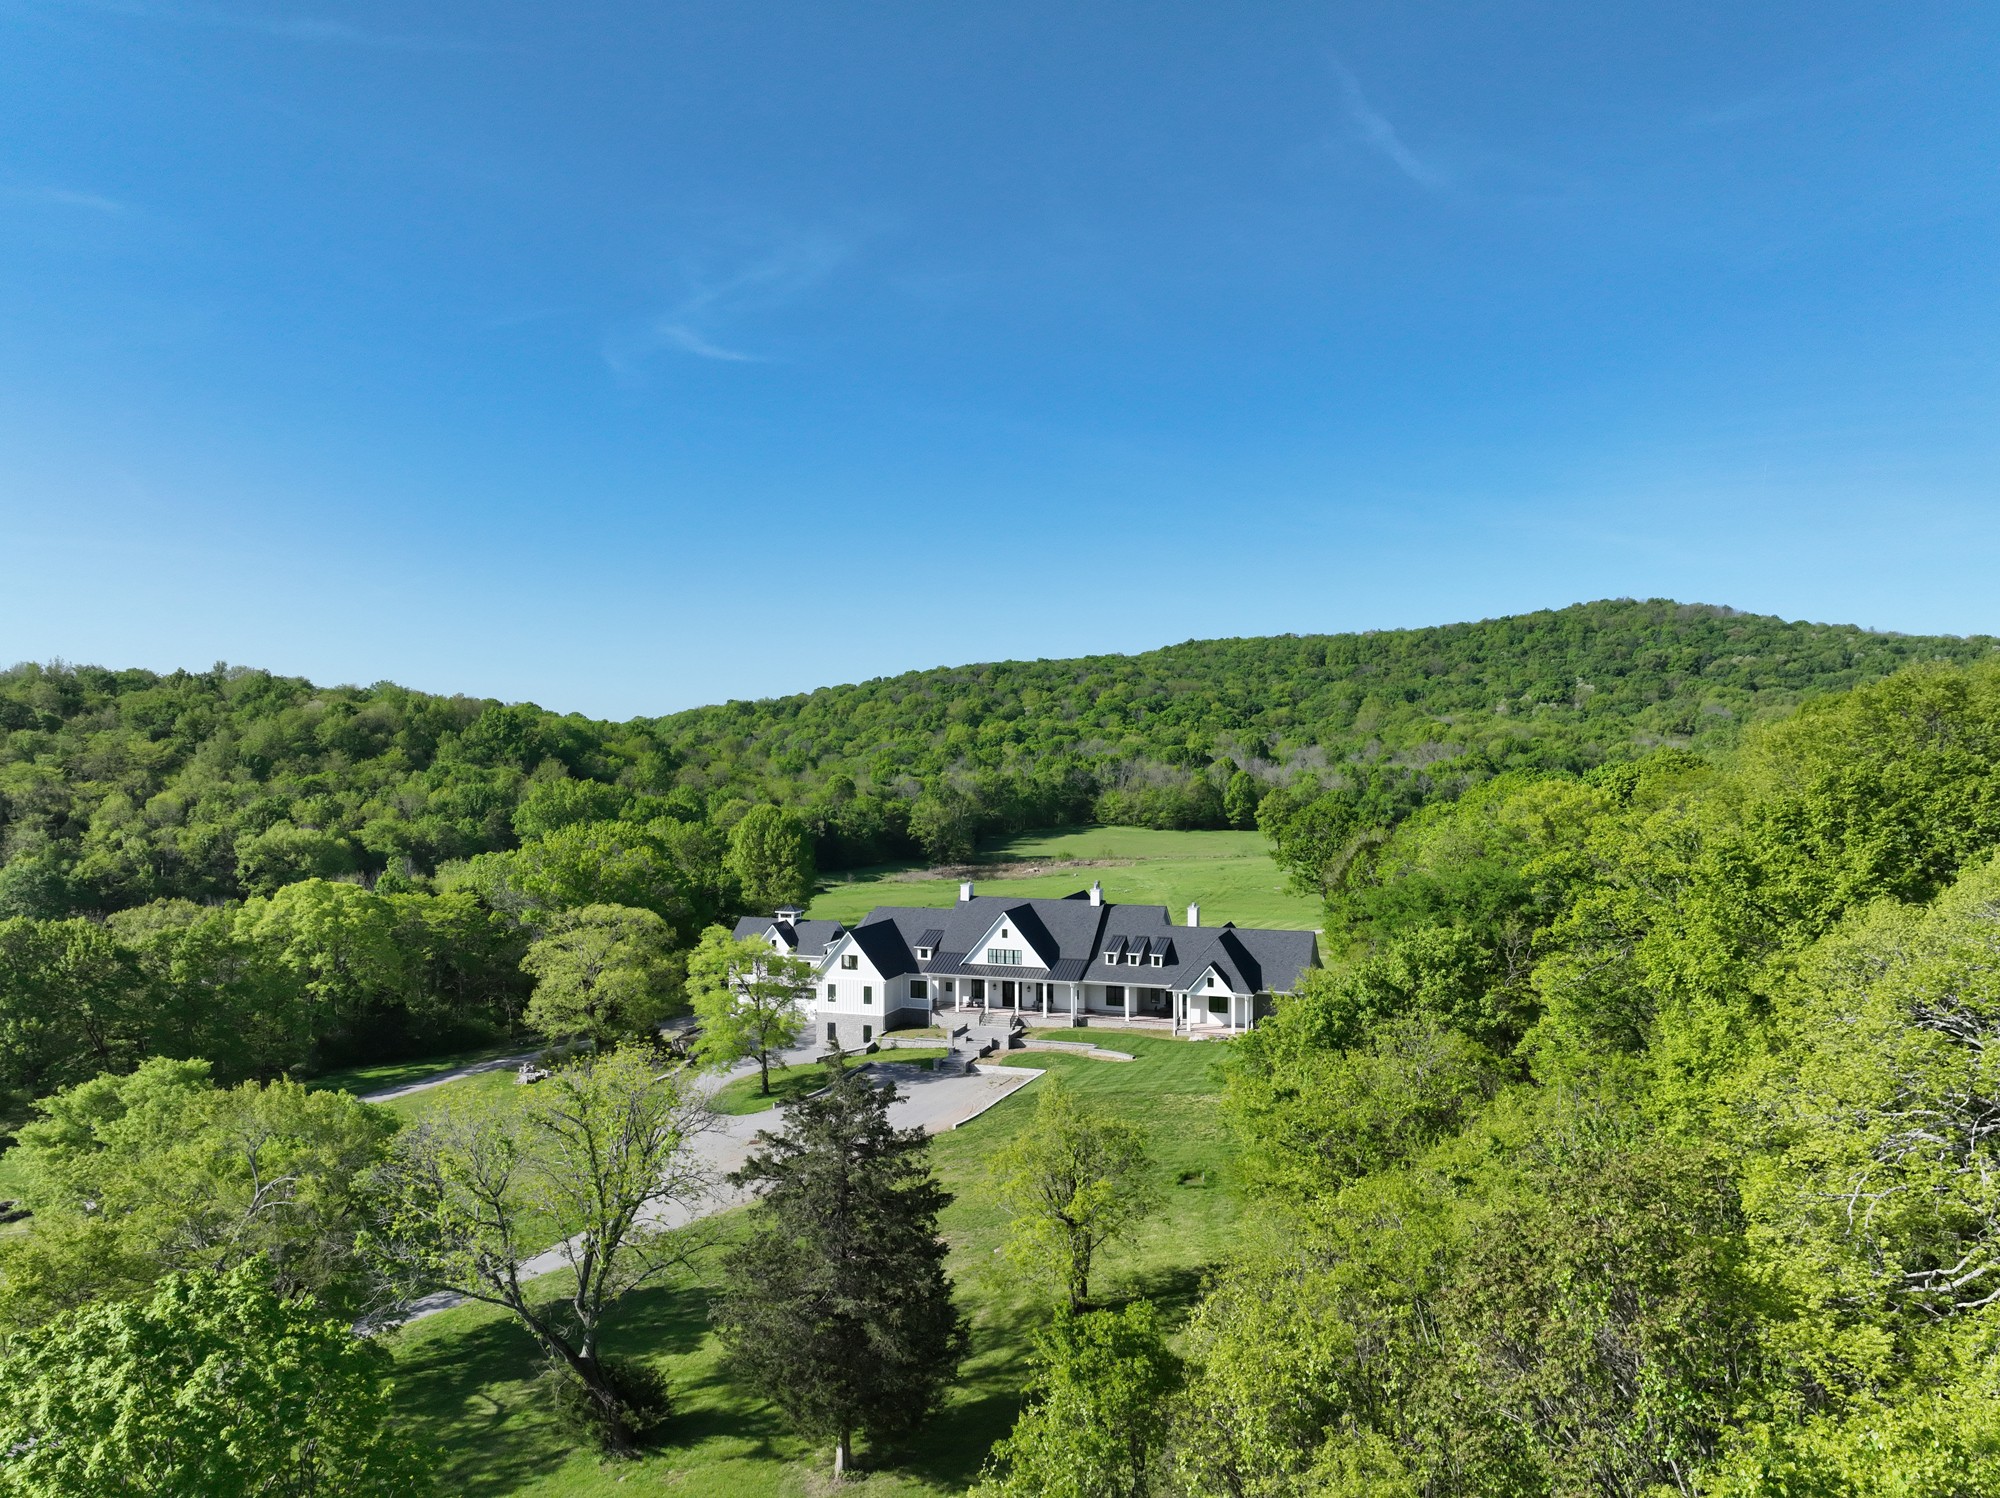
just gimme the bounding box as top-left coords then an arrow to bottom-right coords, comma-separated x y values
987,948 -> 1022,966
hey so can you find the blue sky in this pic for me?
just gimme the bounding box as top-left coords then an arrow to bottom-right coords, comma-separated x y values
1,2 -> 1995,718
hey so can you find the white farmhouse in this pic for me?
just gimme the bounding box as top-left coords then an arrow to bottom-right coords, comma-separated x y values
734,880 -> 1320,1052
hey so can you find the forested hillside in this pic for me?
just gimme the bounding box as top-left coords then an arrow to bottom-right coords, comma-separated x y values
8,613 -> 2000,1493
3,600 -> 1988,921
0,599 -> 1984,1104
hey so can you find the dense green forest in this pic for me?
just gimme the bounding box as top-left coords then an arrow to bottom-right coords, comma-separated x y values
0,599 -> 1987,1110
6,606 -> 2000,1492
1177,656 -> 2000,1493
4,599 -> 1989,917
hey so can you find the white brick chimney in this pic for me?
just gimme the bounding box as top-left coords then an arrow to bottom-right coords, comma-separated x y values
1187,903 -> 1200,928
1089,881 -> 1103,907
958,881 -> 975,902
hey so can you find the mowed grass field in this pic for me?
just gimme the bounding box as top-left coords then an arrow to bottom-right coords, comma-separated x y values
382,1033 -> 1245,1495
809,826 -> 1321,931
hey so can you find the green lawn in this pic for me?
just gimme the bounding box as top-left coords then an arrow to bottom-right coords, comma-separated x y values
369,1065 -> 526,1124
809,826 -> 1321,930
383,1032 -> 1244,1494
706,1051 -> 950,1117
309,1041 -> 531,1099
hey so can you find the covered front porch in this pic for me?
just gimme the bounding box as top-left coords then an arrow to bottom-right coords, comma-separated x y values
939,977 -> 1256,1034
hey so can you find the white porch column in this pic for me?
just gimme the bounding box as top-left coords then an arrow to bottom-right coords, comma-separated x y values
1124,984 -> 1133,1022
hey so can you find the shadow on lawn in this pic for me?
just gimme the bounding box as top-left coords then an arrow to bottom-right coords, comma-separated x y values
393,1314 -> 570,1496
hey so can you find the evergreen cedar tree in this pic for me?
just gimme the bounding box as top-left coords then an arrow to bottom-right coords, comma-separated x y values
713,1056 -> 969,1479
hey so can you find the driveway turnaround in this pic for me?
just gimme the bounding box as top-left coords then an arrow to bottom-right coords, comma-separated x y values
380,1057 -> 1041,1327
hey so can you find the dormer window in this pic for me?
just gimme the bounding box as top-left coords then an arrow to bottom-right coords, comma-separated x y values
915,947 -> 932,961
1151,953 -> 1164,968
1125,951 -> 1140,966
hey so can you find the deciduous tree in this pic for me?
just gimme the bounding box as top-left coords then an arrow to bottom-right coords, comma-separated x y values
726,804 -> 815,911
0,1260 -> 426,1496
366,1046 -> 709,1453
992,1077 -> 1159,1312
685,926 -> 811,1095
521,903 -> 683,1044
975,1302 -> 1181,1498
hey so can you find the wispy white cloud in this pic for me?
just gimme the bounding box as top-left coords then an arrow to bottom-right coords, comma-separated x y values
604,229 -> 852,375
654,324 -> 760,363
1331,59 -> 1448,191
0,183 -> 128,214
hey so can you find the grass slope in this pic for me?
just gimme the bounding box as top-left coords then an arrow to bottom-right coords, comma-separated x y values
810,826 -> 1321,929
384,1035 -> 1241,1494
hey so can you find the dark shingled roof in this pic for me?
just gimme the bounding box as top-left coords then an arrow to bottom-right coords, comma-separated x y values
845,891 -> 1318,995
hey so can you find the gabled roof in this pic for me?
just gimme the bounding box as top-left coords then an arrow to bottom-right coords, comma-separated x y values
731,915 -> 847,957
740,890 -> 1318,996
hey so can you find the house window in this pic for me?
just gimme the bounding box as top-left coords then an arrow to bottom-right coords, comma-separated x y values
826,1022 -> 837,1043
910,980 -> 928,1000
1208,996 -> 1228,1015
1000,927 -> 1011,938
987,947 -> 1022,966
863,986 -> 873,1006
1126,951 -> 1140,965
916,947 -> 931,960
1150,953 -> 1163,968
841,955 -> 859,971
826,984 -> 837,1000
862,1024 -> 873,1043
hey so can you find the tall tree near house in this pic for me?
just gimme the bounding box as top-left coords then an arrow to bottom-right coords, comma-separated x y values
365,1047 -> 710,1454
726,804 -> 817,912
521,903 -> 684,1045
712,1059 -> 968,1479
685,926 -> 812,1096
992,1077 -> 1161,1313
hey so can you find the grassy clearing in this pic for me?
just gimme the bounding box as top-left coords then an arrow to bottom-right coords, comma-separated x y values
706,1052 -> 950,1117
309,1041 -> 531,1099
384,1032 -> 1244,1495
809,826 -> 1320,930
368,1065 -> 526,1124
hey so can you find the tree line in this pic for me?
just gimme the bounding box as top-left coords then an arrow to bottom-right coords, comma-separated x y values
5,602 -> 1989,929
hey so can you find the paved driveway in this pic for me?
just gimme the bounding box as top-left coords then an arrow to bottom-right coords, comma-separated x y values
384,1054 -> 1040,1325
